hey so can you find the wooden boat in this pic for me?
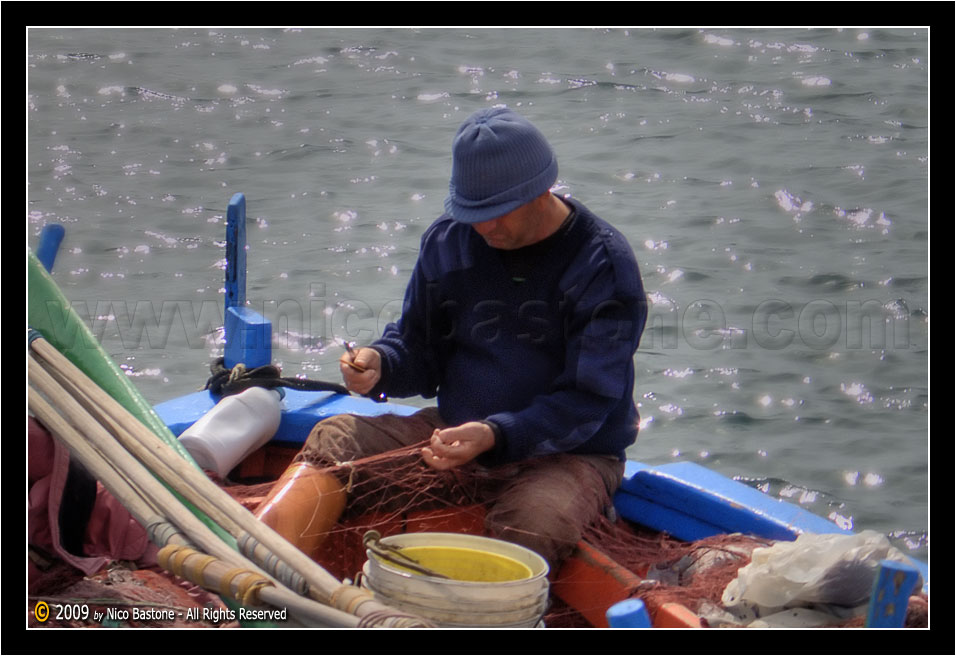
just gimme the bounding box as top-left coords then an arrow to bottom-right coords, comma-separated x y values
152,379 -> 930,629
27,195 -> 928,629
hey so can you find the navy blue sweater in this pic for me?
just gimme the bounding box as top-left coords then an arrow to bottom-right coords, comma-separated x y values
371,197 -> 647,464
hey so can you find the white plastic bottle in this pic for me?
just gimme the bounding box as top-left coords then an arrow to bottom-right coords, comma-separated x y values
179,386 -> 283,477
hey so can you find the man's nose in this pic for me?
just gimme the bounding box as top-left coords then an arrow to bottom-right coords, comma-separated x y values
473,218 -> 498,235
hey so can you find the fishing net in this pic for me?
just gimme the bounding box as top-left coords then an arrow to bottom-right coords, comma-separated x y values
223,440 -> 491,579
27,560 -> 235,628
218,445 -> 748,627
220,441 -> 929,629
29,427 -> 928,629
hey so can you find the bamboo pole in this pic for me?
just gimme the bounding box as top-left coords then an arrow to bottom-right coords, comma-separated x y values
29,359 -> 362,628
30,337 -> 340,595
40,357 -> 249,542
28,388 -> 185,547
39,359 -> 310,597
29,394 -> 358,628
29,355 -> 258,571
29,338 -> 432,627
155,543 -> 361,628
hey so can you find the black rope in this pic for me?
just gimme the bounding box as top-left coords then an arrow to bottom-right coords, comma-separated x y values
204,358 -> 350,398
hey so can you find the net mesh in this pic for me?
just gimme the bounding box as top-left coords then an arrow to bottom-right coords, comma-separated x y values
29,442 -> 927,628
222,444 -> 781,627
222,444 -> 929,628
28,561 -> 235,628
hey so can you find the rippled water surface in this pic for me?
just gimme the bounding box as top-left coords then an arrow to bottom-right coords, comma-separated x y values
28,28 -> 929,560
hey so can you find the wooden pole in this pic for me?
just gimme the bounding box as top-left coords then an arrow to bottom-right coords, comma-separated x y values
29,355 -> 258,570
29,337 -> 431,627
30,337 -> 340,595
28,387 -> 184,546
28,357 -> 362,628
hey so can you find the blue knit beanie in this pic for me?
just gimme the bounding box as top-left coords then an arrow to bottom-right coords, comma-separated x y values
444,107 -> 558,224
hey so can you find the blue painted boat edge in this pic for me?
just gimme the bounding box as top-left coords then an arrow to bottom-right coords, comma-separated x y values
618,461 -> 928,593
614,490 -> 728,542
620,460 -> 849,539
154,388 -> 420,439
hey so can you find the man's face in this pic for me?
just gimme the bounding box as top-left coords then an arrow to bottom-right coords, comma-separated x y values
470,201 -> 541,251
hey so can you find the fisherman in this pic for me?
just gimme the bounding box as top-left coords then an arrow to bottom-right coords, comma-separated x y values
256,107 -> 647,572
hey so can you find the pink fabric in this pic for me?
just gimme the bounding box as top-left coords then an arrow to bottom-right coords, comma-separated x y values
84,485 -> 156,565
28,418 -> 155,578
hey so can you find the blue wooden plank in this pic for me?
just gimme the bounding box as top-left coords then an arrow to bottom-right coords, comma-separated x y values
272,388 -> 420,444
614,490 -> 727,542
865,559 -> 921,627
155,388 -> 419,442
224,305 -> 272,370
622,460 -> 652,478
620,461 -> 850,541
224,193 -> 247,313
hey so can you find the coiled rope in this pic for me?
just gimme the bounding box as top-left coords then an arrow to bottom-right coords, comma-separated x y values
204,357 -> 349,397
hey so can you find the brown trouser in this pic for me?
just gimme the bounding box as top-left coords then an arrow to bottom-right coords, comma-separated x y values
295,408 -> 624,571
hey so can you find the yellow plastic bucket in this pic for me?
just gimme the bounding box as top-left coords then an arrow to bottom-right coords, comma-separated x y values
363,532 -> 549,627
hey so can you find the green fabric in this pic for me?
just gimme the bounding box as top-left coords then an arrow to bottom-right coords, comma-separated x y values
28,251 -> 237,551
28,252 -> 191,458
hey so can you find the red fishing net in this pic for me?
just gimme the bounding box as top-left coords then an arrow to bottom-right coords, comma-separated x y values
219,445 -> 783,627
27,560 -> 235,628
222,444 -> 929,629
29,438 -> 929,629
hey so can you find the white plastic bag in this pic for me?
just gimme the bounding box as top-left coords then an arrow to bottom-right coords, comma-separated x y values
721,530 -> 920,611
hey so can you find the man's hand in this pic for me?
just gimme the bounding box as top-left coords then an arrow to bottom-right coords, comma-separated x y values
339,347 -> 382,395
422,422 -> 495,470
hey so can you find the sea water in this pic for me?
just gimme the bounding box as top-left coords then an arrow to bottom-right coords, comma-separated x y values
27,27 -> 929,561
